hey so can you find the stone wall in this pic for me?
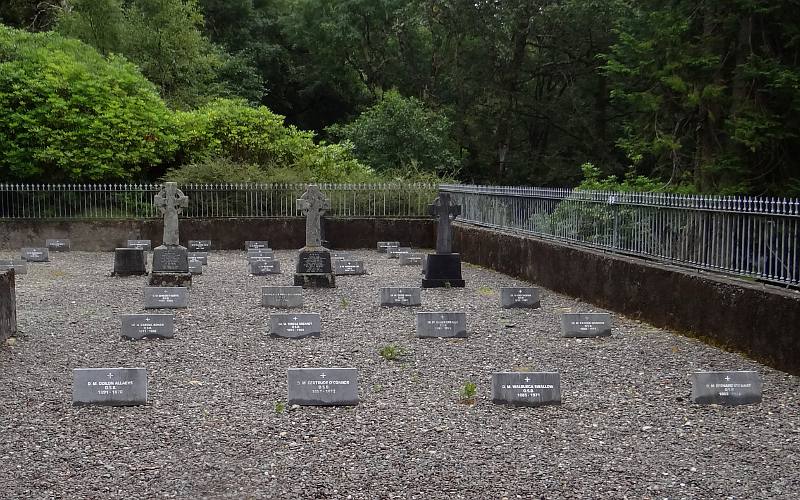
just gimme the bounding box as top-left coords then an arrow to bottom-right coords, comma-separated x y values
0,218 -> 435,251
453,223 -> 800,375
0,269 -> 16,342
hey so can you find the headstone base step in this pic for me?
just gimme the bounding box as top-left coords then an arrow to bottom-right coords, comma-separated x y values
421,279 -> 466,288
149,272 -> 192,287
293,273 -> 336,288
422,253 -> 464,288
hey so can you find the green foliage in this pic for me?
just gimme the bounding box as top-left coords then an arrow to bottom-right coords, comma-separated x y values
274,401 -> 286,414
378,344 -> 406,362
459,381 -> 477,404
327,90 -> 460,175
0,26 -> 178,182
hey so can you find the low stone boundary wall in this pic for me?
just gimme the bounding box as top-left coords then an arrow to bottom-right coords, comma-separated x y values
454,223 -> 800,375
0,218 -> 434,251
0,270 -> 16,342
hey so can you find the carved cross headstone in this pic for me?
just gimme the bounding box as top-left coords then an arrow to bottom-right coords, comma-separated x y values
297,185 -> 330,248
153,182 -> 188,246
428,192 -> 461,254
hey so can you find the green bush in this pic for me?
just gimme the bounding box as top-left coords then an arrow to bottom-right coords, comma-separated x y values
0,26 -> 178,182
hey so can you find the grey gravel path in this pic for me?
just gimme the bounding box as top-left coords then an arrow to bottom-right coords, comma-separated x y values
0,249 -> 798,499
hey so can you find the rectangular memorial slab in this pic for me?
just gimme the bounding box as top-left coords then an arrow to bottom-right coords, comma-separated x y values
492,372 -> 562,407
120,314 -> 174,340
380,287 -> 421,306
332,251 -> 354,261
501,287 -> 541,308
152,246 -> 188,273
0,259 -> 27,275
691,371 -> 762,405
262,286 -> 303,308
73,368 -> 147,406
334,260 -> 366,275
127,240 -> 151,251
188,240 -> 211,252
188,260 -> 203,275
247,249 -> 275,260
46,239 -> 70,252
113,248 -> 146,276
387,246 -> 408,259
270,313 -> 321,339
144,287 -> 188,309
250,260 -> 281,275
416,311 -> 467,338
287,367 -> 359,406
377,241 -> 400,253
21,247 -> 49,262
245,240 -> 270,250
188,252 -> 208,265
399,253 -> 424,266
561,313 -> 612,338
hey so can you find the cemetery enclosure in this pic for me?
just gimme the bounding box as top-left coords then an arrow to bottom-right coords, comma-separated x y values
1,250 -> 797,498
453,223 -> 800,375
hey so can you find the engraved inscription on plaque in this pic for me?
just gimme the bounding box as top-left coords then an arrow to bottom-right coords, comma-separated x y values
377,241 -> 400,253
491,372 -> 562,406
501,287 -> 541,308
560,313 -> 611,338
399,253 -> 423,266
262,286 -> 303,308
0,259 -> 27,275
303,253 -> 324,272
269,313 -> 321,339
21,247 -> 49,262
144,287 -> 188,309
379,287 -> 421,306
73,367 -> 147,406
334,260 -> 366,275
121,314 -> 174,340
287,367 -> 359,406
188,240 -> 211,252
189,260 -> 202,275
46,239 -> 70,251
691,371 -> 762,405
187,252 -> 208,265
153,248 -> 184,272
250,260 -> 281,275
245,240 -> 270,250
127,240 -> 152,251
415,312 -> 467,338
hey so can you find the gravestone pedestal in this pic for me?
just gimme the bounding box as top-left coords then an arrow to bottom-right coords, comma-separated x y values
149,245 -> 191,287
113,248 -> 147,276
294,249 -> 335,288
0,270 -> 16,342
422,253 -> 465,288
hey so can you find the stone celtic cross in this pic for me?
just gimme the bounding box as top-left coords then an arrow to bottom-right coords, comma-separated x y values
297,185 -> 330,248
429,192 -> 461,254
153,182 -> 188,246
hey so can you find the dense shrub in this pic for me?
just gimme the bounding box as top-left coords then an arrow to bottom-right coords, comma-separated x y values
0,26 -> 178,182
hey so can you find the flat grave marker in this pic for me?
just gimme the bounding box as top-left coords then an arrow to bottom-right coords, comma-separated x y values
287,367 -> 359,406
188,252 -> 208,265
121,314 -> 174,340
245,240 -> 270,250
247,249 -> 275,260
492,372 -> 562,407
332,251 -> 354,261
250,260 -> 281,275
144,287 -> 188,309
501,287 -> 541,308
334,260 -> 366,275
188,240 -> 211,252
377,241 -> 400,253
127,240 -> 151,251
399,253 -> 424,266
0,259 -> 27,275
416,311 -> 467,338
262,286 -> 303,308
561,313 -> 612,338
270,313 -> 321,339
691,371 -> 762,405
21,247 -> 49,262
73,367 -> 147,406
46,239 -> 70,252
189,260 -> 203,275
379,287 -> 421,307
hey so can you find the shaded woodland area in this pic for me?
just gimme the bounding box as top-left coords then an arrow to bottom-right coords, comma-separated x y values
1,0 -> 799,195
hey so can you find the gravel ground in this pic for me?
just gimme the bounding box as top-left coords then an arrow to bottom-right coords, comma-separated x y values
0,249 -> 798,500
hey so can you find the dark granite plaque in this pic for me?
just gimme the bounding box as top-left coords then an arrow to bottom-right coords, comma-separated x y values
270,313 -> 321,338
187,252 -> 208,265
691,371 -> 762,405
287,367 -> 359,406
127,240 -> 151,251
422,253 -> 465,288
120,314 -> 174,340
113,248 -> 146,276
0,259 -> 27,275
334,260 -> 366,275
399,253 -> 424,266
377,241 -> 400,253
262,286 -> 303,308
250,260 -> 282,275
152,246 -> 188,273
501,287 -> 541,308
492,372 -> 562,406
379,287 -> 421,306
189,260 -> 203,275
73,368 -> 147,406
46,239 -> 70,251
144,287 -> 188,309
561,313 -> 611,338
247,249 -> 275,260
332,251 -> 354,261
416,311 -> 467,338
297,251 -> 331,273
245,240 -> 270,250
21,247 -> 49,262
188,240 -> 211,252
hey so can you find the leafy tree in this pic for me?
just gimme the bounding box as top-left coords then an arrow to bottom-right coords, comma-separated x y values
0,26 -> 178,182
326,90 -> 459,174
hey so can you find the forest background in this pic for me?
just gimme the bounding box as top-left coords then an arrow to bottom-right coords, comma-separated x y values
1,0 -> 799,195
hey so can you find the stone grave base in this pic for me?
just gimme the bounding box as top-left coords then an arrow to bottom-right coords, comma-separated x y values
422,253 -> 465,288
294,273 -> 335,288
149,272 -> 192,287
294,248 -> 336,288
112,248 -> 147,276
